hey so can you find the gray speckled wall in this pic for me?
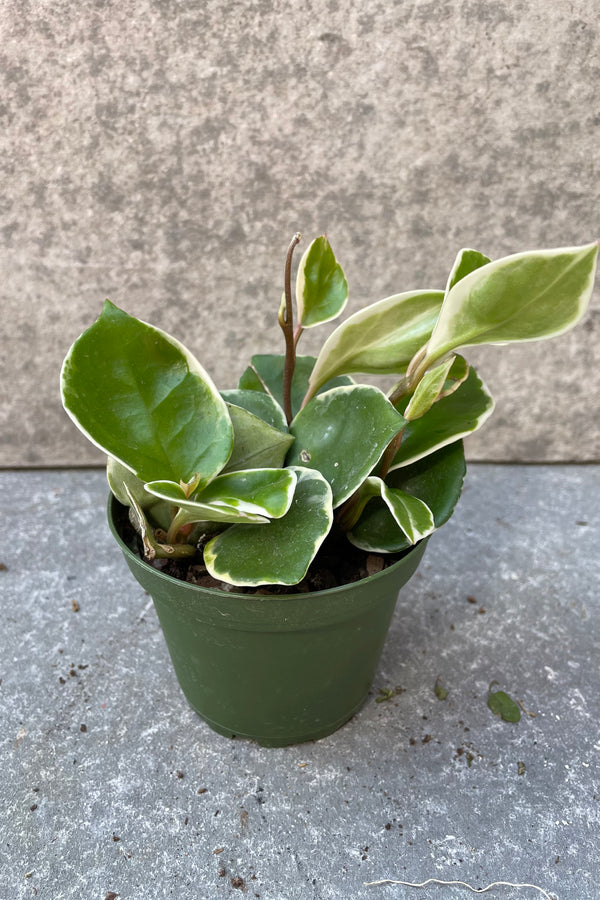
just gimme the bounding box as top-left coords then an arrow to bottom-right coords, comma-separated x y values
1,0 -> 599,466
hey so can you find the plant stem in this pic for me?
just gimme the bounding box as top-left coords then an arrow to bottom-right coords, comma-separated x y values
280,232 -> 302,424
335,492 -> 363,532
378,427 -> 405,480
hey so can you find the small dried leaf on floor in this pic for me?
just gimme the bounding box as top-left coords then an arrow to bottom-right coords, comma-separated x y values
434,677 -> 448,700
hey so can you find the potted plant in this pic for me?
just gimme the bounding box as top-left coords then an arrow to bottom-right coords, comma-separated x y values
60,233 -> 598,746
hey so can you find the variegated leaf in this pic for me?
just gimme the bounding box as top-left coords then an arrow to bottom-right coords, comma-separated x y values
349,441 -> 466,553
203,467 -> 333,586
296,235 -> 349,327
305,290 -> 444,401
390,366 -> 493,470
424,243 -> 598,367
287,385 -> 406,507
61,300 -> 233,487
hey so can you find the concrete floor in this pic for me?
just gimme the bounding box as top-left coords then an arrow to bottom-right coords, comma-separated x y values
1,466 -> 598,900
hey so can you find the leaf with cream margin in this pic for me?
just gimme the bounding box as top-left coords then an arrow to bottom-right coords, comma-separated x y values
287,385 -> 406,507
403,356 -> 457,421
347,476 -> 435,545
423,242 -> 598,368
445,248 -> 491,294
389,365 -> 494,470
61,300 -> 233,487
437,354 -> 469,399
296,235 -> 349,327
238,354 -> 353,419
222,403 -> 294,473
124,485 -> 196,560
304,290 -> 444,402
107,457 -> 172,530
204,467 -> 333,586
146,468 -> 297,527
349,441 -> 466,553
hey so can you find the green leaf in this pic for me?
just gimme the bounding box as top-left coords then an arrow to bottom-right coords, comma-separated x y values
221,389 -> 288,432
124,484 -> 196,560
305,290 -> 445,401
434,677 -> 449,700
222,403 -> 294,473
146,468 -> 297,526
349,441 -> 466,552
287,385 -> 406,507
445,248 -> 491,294
145,480 -> 268,525
61,301 -> 233,486
350,476 -> 435,544
403,356 -> 456,421
197,469 -> 296,518
107,457 -> 172,530
390,366 -> 494,470
425,242 -> 598,366
296,235 -> 349,328
438,355 -> 469,399
488,687 -> 521,723
238,354 -> 353,419
204,467 -> 334,586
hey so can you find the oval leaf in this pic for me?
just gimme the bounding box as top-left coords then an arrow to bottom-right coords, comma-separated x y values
425,242 -> 598,366
146,468 -> 296,525
204,467 -> 333,586
287,385 -> 406,507
61,301 -> 233,485
305,290 -> 445,401
296,235 -> 349,328
488,688 -> 521,723
390,365 -> 494,470
196,468 -> 296,519
222,403 -> 294,473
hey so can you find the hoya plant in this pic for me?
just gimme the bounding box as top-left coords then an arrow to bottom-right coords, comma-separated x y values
61,234 -> 598,587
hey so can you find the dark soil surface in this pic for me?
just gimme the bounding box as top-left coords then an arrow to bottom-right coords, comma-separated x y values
118,507 -> 408,595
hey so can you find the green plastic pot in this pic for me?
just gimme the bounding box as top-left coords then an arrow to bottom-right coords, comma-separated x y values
108,496 -> 428,747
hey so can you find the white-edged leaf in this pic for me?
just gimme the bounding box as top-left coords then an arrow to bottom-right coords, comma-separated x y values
404,356 -> 456,421
296,235 -> 348,328
60,300 -> 233,486
146,468 -> 297,526
124,485 -> 196,559
305,290 -> 444,401
445,248 -> 491,294
438,355 -> 469,399
107,457 -> 172,530
390,365 -> 494,470
425,242 -> 598,366
145,480 -> 270,525
203,467 -> 334,586
349,441 -> 466,553
287,384 -> 406,507
348,476 -> 435,546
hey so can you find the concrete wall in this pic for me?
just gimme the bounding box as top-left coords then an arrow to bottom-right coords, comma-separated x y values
1,0 -> 599,467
